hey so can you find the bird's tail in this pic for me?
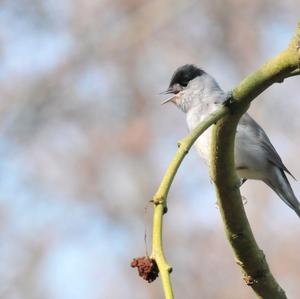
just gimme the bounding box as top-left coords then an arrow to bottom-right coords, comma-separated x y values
264,167 -> 300,218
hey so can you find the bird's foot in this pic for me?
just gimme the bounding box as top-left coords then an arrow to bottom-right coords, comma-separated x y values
223,91 -> 235,107
234,178 -> 247,190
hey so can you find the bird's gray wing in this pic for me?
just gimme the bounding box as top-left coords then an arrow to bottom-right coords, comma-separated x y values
240,113 -> 296,180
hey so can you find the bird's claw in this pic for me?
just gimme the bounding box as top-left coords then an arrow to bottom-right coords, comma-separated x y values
223,91 -> 235,107
234,178 -> 247,190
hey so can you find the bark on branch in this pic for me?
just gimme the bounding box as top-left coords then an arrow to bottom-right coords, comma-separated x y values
141,22 -> 300,299
209,22 -> 300,298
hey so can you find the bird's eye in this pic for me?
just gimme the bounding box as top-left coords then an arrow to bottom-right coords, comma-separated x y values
181,81 -> 188,87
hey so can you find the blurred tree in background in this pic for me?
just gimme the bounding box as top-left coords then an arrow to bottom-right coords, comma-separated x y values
0,1 -> 299,298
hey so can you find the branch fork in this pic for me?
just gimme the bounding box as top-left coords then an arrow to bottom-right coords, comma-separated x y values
132,21 -> 300,299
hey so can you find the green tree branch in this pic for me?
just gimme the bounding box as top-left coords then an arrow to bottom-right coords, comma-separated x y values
150,107 -> 228,299
209,22 -> 300,299
146,22 -> 300,299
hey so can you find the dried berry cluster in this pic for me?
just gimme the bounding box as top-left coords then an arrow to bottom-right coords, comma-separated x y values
131,256 -> 159,283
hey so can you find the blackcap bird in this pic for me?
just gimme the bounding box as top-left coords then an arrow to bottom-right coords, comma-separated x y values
162,64 -> 300,217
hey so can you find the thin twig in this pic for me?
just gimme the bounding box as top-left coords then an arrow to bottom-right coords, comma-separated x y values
150,107 -> 228,299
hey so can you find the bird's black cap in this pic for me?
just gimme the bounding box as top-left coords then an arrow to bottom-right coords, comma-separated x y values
169,64 -> 204,88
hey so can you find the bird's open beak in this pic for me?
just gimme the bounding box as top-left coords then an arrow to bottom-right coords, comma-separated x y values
161,95 -> 177,105
160,88 -> 177,105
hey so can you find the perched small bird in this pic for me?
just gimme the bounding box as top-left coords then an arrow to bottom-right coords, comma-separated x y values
161,64 -> 300,217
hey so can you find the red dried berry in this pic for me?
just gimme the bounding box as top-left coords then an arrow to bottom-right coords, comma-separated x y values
131,256 -> 159,283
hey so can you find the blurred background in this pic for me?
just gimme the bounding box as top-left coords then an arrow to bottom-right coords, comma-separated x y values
0,0 -> 300,298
